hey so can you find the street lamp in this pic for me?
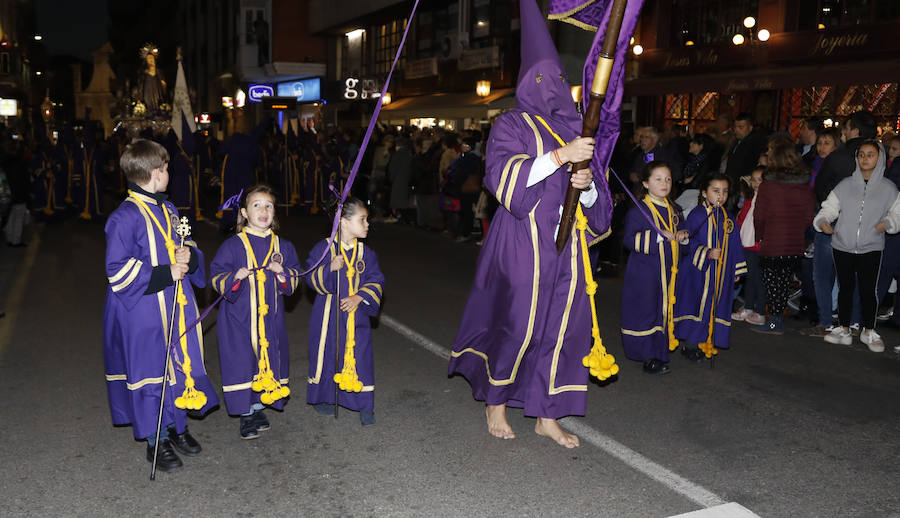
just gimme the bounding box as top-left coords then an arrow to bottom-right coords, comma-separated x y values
382,92 -> 391,105
743,16 -> 756,29
632,44 -> 644,56
33,34 -> 42,41
41,91 -> 53,124
757,29 -> 770,42
476,80 -> 491,97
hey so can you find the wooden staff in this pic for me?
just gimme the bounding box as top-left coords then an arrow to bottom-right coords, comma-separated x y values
555,0 -> 629,253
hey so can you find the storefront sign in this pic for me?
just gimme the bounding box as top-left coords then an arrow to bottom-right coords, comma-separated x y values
0,98 -> 17,116
405,57 -> 439,79
248,84 -> 274,103
343,77 -> 383,100
458,46 -> 500,71
276,77 -> 321,103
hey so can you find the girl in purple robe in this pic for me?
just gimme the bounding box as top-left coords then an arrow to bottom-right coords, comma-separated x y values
210,185 -> 301,439
305,197 -> 385,426
674,174 -> 747,362
620,161 -> 689,375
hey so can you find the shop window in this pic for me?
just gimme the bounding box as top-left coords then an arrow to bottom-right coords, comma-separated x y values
375,19 -> 407,76
664,92 -> 719,126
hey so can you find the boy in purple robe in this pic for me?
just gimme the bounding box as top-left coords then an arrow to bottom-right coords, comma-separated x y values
448,0 -> 616,448
103,139 -> 218,472
210,185 -> 301,439
305,197 -> 384,426
674,174 -> 747,361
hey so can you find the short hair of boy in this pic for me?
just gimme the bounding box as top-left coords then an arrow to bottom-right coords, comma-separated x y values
120,138 -> 169,184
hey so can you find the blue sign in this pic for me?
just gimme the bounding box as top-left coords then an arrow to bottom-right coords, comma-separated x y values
248,84 -> 274,103
276,77 -> 321,103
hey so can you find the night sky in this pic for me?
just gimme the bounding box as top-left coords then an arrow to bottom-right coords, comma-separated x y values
35,0 -> 109,60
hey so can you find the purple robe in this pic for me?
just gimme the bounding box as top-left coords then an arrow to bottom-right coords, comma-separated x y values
620,200 -> 685,363
210,229 -> 301,415
448,110 -> 613,419
305,239 -> 384,412
103,192 -> 218,440
674,204 -> 747,348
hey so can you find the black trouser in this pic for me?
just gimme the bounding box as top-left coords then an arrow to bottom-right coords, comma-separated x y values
761,255 -> 800,317
457,193 -> 477,237
832,249 -> 882,329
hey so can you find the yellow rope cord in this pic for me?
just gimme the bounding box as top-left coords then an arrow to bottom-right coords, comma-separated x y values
334,240 -> 364,392
532,115 -> 619,381
644,196 -> 680,351
128,191 -> 206,410
238,230 -> 290,404
698,205 -> 729,358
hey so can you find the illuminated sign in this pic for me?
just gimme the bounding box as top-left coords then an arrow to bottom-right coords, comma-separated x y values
0,98 -> 17,116
343,77 -> 383,100
276,77 -> 321,103
248,84 -> 274,103
221,96 -> 234,108
198,113 -> 211,124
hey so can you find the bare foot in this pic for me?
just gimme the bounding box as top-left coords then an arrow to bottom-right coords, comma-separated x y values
485,404 -> 515,439
535,418 -> 580,448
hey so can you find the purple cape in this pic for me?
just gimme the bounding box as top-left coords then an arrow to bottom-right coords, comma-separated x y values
304,239 -> 385,412
620,201 -> 684,363
674,204 -> 747,348
210,229 -> 301,415
103,192 -> 218,439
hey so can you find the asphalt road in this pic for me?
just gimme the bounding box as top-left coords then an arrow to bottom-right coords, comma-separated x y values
1,211 -> 899,518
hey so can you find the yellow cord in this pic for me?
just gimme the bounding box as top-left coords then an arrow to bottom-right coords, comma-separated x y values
532,115 -> 619,381
238,230 -> 290,404
698,205 -> 729,359
333,240 -> 364,392
128,191 -> 207,410
644,196 -> 680,351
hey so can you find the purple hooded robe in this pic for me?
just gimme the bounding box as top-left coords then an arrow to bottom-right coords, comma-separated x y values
448,0 -> 615,419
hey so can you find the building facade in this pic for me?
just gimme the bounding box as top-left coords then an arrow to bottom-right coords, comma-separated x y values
628,0 -> 900,135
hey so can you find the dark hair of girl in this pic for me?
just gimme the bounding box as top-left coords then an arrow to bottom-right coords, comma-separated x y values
325,195 -> 368,220
638,160 -> 672,199
696,173 -> 730,205
236,184 -> 279,232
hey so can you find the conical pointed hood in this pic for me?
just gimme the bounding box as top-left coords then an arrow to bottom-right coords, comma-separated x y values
516,0 -> 581,140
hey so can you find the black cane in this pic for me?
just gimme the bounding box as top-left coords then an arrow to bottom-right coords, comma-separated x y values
150,223 -> 189,480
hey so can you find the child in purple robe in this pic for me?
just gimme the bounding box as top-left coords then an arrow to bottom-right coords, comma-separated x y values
620,161 -> 689,375
305,197 -> 385,426
103,139 -> 218,472
210,185 -> 301,439
674,174 -> 747,362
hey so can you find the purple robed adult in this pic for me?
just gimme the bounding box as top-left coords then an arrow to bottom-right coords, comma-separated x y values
210,229 -> 301,415
674,204 -> 747,349
305,238 -> 385,413
103,189 -> 218,440
620,200 -> 684,363
449,0 -> 620,438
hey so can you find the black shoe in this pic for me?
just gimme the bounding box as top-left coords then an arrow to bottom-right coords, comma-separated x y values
313,403 -> 335,416
147,439 -> 183,472
240,415 -> 260,440
360,411 -> 376,427
642,359 -> 671,375
169,428 -> 202,456
253,410 -> 270,432
680,347 -> 705,363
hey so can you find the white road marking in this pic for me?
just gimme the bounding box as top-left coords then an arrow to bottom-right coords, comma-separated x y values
379,312 -> 749,513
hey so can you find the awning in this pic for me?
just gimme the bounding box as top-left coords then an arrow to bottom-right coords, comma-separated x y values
626,59 -> 900,97
380,88 -> 515,120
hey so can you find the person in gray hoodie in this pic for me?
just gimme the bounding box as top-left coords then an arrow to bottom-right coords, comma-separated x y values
814,140 -> 900,352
